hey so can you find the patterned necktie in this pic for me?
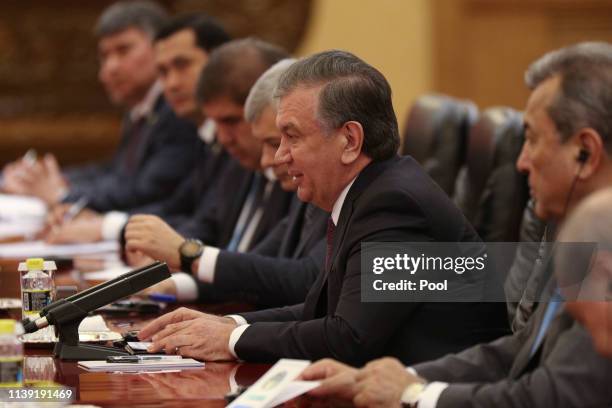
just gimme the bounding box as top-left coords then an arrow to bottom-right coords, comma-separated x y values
325,217 -> 336,271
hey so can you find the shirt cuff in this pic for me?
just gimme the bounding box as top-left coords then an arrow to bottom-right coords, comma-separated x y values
101,211 -> 128,241
228,323 -> 250,359
196,246 -> 220,283
171,272 -> 198,302
417,382 -> 449,408
226,315 -> 248,326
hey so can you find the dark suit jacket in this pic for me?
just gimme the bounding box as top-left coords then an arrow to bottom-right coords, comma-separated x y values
133,139 -> 230,231
234,156 -> 508,366
64,96 -> 199,212
413,301 -> 612,408
180,159 -> 293,251
194,198 -> 328,307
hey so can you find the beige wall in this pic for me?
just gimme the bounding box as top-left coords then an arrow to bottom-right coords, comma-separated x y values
297,0 -> 432,132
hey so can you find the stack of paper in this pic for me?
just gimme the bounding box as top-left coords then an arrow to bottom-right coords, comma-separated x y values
79,357 -> 205,372
0,240 -> 119,259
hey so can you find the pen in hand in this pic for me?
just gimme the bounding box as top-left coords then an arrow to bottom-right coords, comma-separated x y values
62,197 -> 89,223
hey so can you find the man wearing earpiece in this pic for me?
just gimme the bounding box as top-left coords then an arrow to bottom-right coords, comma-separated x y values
300,41 -> 612,408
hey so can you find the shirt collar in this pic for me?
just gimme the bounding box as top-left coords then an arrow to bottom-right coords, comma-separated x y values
331,177 -> 357,226
198,119 -> 216,145
129,80 -> 162,123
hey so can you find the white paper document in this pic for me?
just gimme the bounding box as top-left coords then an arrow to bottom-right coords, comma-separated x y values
79,357 -> 204,372
0,240 -> 119,259
228,359 -> 319,408
0,194 -> 47,221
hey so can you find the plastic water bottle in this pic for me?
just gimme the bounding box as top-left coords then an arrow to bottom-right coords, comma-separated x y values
0,319 -> 24,387
18,258 -> 56,342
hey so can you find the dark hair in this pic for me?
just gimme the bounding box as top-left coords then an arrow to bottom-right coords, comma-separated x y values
155,13 -> 230,53
525,41 -> 612,152
275,50 -> 399,161
95,1 -> 167,39
196,38 -> 288,106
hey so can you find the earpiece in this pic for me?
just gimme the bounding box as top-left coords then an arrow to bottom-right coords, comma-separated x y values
577,149 -> 590,164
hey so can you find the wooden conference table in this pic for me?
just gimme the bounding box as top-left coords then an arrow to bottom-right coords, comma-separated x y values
0,256 -> 275,407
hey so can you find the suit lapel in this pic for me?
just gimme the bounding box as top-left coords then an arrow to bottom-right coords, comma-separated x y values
302,157 -> 399,319
131,96 -> 164,171
280,199 -> 307,257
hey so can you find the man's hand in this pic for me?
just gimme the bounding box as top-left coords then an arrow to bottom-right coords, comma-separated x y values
7,154 -> 68,205
43,206 -> 103,244
134,278 -> 177,299
139,308 -> 237,361
125,215 -> 185,270
138,307 -> 206,340
352,357 -> 425,408
301,359 -> 359,400
125,249 -> 155,268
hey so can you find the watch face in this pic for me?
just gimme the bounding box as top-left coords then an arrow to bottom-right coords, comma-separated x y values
181,240 -> 203,257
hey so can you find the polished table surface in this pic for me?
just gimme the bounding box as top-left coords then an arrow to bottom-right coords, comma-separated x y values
0,256 -> 275,407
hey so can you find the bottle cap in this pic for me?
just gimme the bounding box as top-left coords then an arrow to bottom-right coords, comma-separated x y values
0,319 -> 16,335
18,259 -> 57,272
26,258 -> 44,270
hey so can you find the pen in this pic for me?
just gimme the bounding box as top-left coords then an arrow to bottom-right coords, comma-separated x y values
106,355 -> 183,363
63,197 -> 89,223
23,149 -> 38,166
149,293 -> 177,303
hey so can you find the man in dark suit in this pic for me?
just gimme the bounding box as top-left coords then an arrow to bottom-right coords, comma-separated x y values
137,50 -> 506,365
42,12 -> 232,245
300,42 -> 612,408
151,59 -> 328,307
124,39 -> 295,278
2,1 -> 198,213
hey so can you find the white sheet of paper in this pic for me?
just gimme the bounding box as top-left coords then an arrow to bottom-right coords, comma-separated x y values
268,380 -> 320,407
0,194 -> 47,221
227,358 -> 311,408
79,357 -> 204,372
0,220 -> 44,239
0,240 -> 119,259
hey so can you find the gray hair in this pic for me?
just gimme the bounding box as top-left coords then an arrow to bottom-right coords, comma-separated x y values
95,1 -> 168,39
245,58 -> 296,123
525,42 -> 612,152
275,50 -> 399,162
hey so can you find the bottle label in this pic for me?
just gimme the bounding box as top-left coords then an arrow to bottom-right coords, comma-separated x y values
0,357 -> 23,387
22,290 -> 51,313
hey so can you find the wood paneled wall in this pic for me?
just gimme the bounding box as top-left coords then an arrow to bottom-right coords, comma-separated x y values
432,0 -> 612,110
0,0 -> 311,167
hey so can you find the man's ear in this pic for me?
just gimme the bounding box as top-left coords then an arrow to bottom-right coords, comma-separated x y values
340,121 -> 364,165
575,128 -> 604,179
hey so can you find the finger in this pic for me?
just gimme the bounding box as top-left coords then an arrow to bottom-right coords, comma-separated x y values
153,334 -> 195,355
138,311 -> 186,340
151,320 -> 192,342
301,361 -> 336,380
308,372 -> 356,398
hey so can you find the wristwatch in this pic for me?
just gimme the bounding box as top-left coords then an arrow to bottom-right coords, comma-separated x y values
179,239 -> 204,273
401,381 -> 427,408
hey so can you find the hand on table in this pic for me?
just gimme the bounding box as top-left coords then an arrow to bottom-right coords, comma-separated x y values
138,307 -> 237,361
300,358 -> 359,401
125,215 -> 185,270
43,204 -> 103,243
3,154 -> 68,205
352,357 -> 425,408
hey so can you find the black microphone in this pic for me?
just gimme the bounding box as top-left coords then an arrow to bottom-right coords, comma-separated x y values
23,262 -> 170,334
21,261 -> 164,327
